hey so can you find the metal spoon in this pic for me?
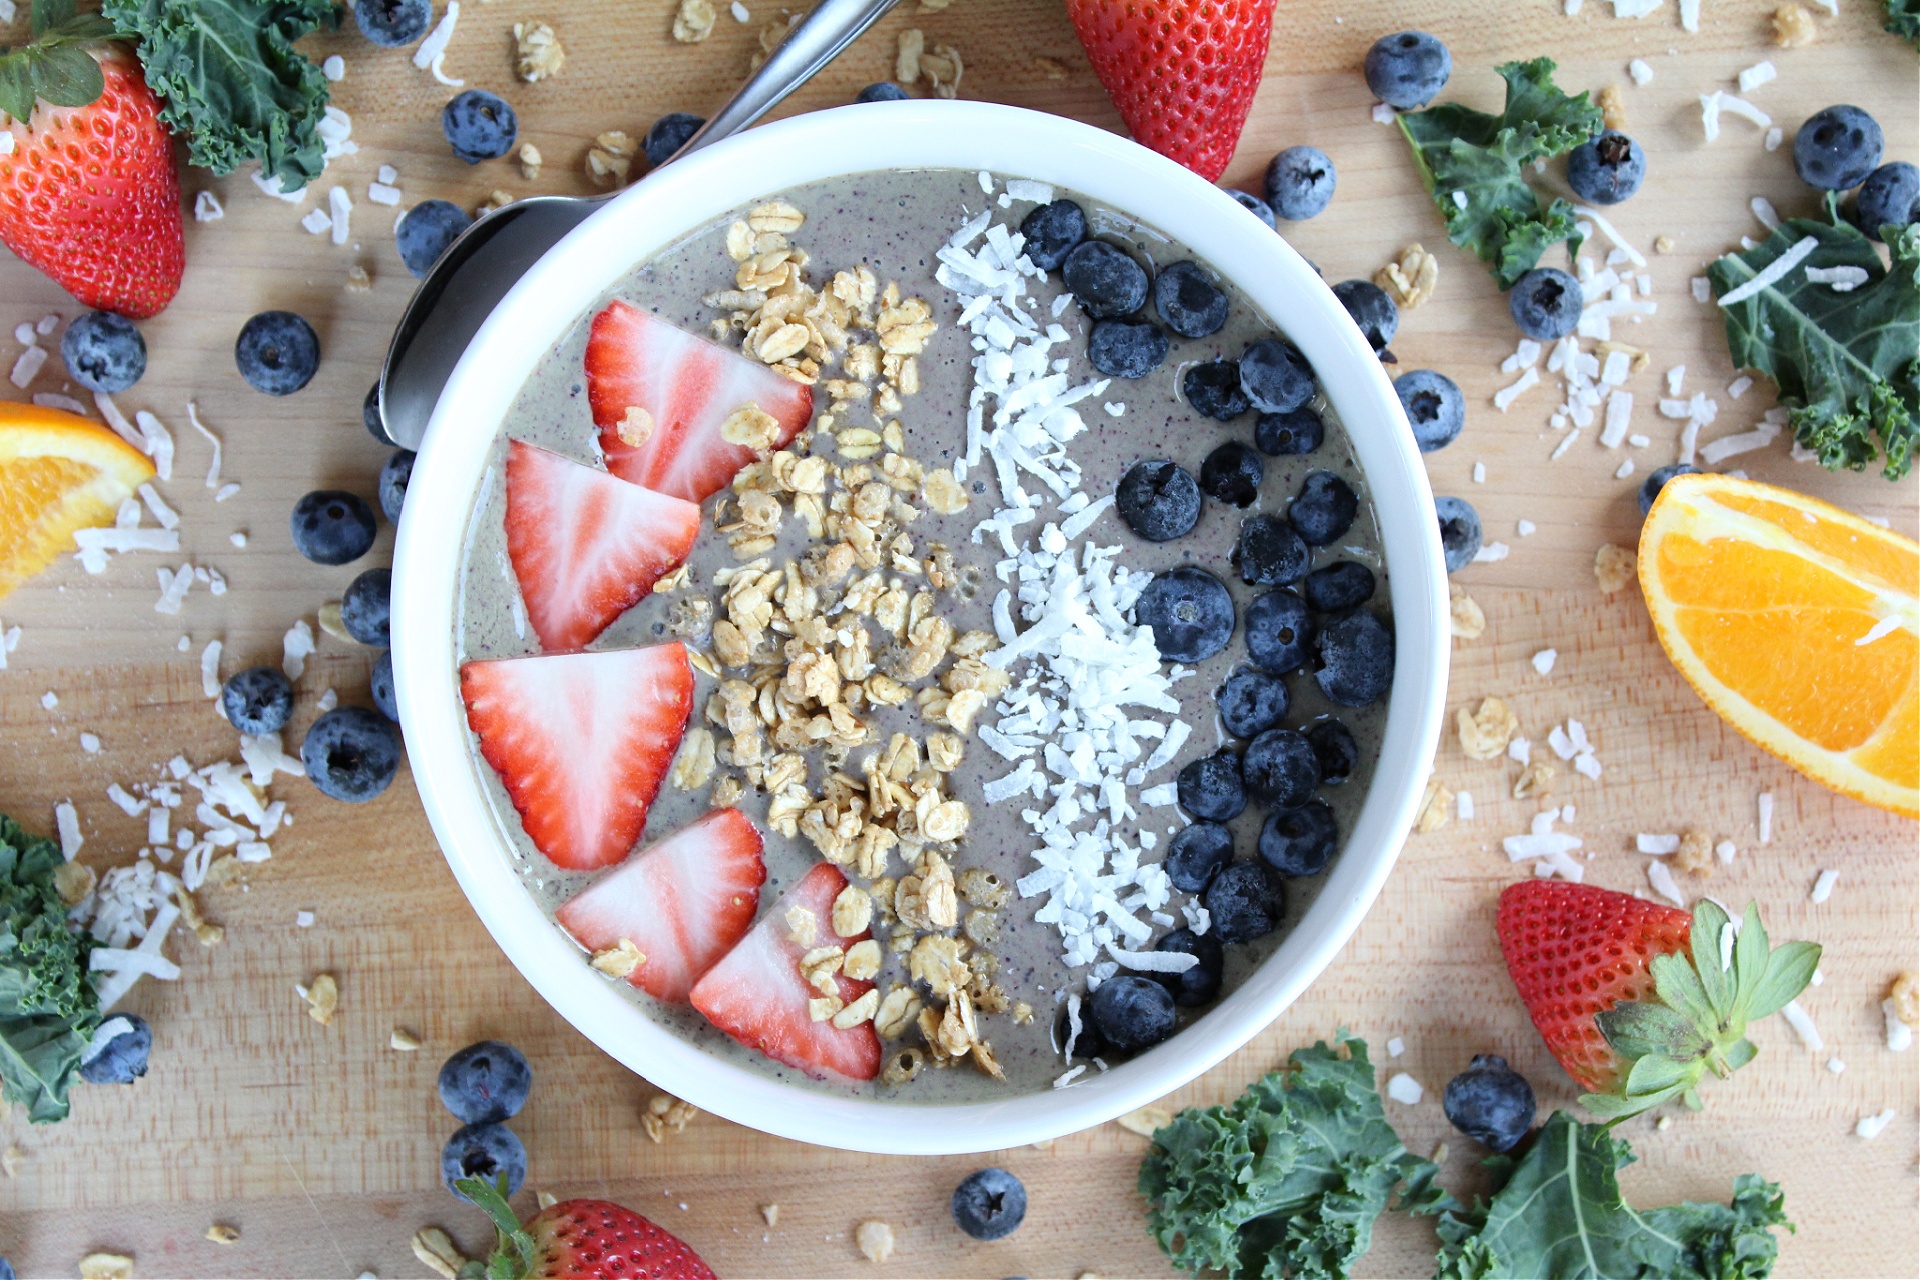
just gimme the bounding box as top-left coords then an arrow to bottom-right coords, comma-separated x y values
372,0 -> 904,450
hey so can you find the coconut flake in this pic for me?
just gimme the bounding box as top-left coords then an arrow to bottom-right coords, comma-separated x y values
1637,833 -> 1681,854
1531,649 -> 1557,675
415,2 -> 462,72
1780,999 -> 1823,1050
1855,1109 -> 1897,1140
1646,858 -> 1687,907
1385,1072 -> 1424,1104
329,185 -> 353,246
200,640 -> 223,699
1884,999 -> 1914,1052
54,801 -> 82,859
1809,868 -> 1838,904
283,619 -> 316,682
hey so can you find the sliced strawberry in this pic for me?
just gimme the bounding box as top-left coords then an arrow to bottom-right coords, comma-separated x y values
585,301 -> 813,504
461,643 -> 693,871
690,862 -> 882,1082
556,808 -> 767,1002
504,440 -> 701,652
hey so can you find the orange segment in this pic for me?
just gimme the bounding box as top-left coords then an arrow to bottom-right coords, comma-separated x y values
1640,473 -> 1919,819
0,402 -> 156,600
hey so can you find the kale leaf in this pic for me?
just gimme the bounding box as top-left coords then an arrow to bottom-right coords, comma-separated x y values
0,813 -> 99,1123
102,0 -> 338,190
1708,207 -> 1920,480
1396,58 -> 1603,288
1886,0 -> 1920,48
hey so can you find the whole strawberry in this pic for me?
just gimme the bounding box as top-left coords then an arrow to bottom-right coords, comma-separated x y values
456,1176 -> 718,1280
1063,0 -> 1276,182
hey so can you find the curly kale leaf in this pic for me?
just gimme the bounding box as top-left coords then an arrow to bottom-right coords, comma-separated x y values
1708,210 -> 1920,480
102,0 -> 338,190
0,813 -> 99,1123
1396,58 -> 1603,288
1886,0 -> 1920,47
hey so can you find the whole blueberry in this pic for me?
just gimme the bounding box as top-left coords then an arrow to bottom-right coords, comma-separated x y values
290,490 -> 377,566
380,449 -> 415,523
1116,460 -> 1202,541
1316,612 -> 1394,706
396,200 -> 473,279
1200,441 -> 1263,507
341,567 -> 392,647
1794,104 -> 1883,191
1020,199 -> 1088,271
60,311 -> 145,393
1225,187 -> 1277,228
1217,667 -> 1289,739
1177,751 -> 1246,822
1288,471 -> 1358,546
301,707 -> 401,802
1239,338 -> 1317,415
1639,462 -> 1697,515
1236,513 -> 1310,586
1184,359 -> 1251,420
1088,320 -> 1170,378
1304,561 -> 1375,613
1153,261 -> 1230,338
1256,407 -> 1324,456
0,1256 -> 14,1280
235,310 -> 320,395
1164,822 -> 1234,893
1332,279 -> 1399,351
1394,369 -> 1465,451
1259,799 -> 1338,876
1244,589 -> 1316,674
1854,161 -> 1920,239
644,112 -> 705,167
1443,1053 -> 1536,1152
1365,31 -> 1452,110
1062,241 -> 1150,317
1508,267 -> 1583,342
1204,861 -> 1285,943
1242,727 -> 1320,810
354,0 -> 430,46
438,1039 -> 533,1123
1566,130 -> 1646,205
1435,495 -> 1482,573
1088,974 -> 1177,1053
951,1168 -> 1027,1241
1305,719 -> 1359,785
442,1121 -> 526,1200
442,89 -> 517,164
1264,146 -> 1336,220
855,81 -> 910,103
1153,928 -> 1224,1007
221,665 -> 294,736
78,1014 -> 151,1084
371,649 -> 400,723
1134,567 -> 1236,663
363,381 -> 386,441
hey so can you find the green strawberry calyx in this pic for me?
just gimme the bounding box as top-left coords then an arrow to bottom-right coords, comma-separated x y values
1584,898 -> 1821,1122
0,0 -> 115,124
453,1175 -> 542,1280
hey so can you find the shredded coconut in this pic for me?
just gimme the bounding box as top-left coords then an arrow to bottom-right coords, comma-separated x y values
1855,1109 -> 1896,1140
1809,868 -> 1838,904
1385,1072 -> 1424,1104
1780,998 -> 1822,1050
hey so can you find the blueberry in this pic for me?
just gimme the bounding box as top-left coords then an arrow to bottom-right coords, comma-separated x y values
1264,146 -> 1336,220
301,707 -> 401,802
1217,667 -> 1289,739
1184,359 -> 1250,420
1088,974 -> 1176,1053
855,81 -> 910,103
1225,187 -> 1277,228
1443,1053 -> 1536,1152
438,1039 -> 533,1123
442,89 -> 517,164
1256,407 -> 1324,456
951,1168 -> 1026,1241
1152,929 -> 1224,1007
371,649 -> 399,723
363,381 -> 386,441
291,490 -> 377,566
1364,31 -> 1451,110
1393,369 -> 1465,451
354,0 -> 430,45
0,1256 -> 14,1280
235,310 -> 320,396
78,1014 -> 151,1084
1200,441 -> 1263,507
1163,821 -> 1234,893
1204,861 -> 1285,943
341,567 -> 393,647
644,112 -> 705,167
380,449 -> 415,522
1134,567 -> 1235,663
1288,471 -> 1358,546
1316,612 -> 1393,706
1507,268 -> 1582,342
1305,720 -> 1359,785
60,311 -> 145,393
396,200 -> 473,279
1116,459 -> 1201,541
1238,338 -> 1317,415
1332,279 -> 1398,351
1304,561 -> 1374,613
221,665 -> 294,735
1236,513 -> 1310,586
1177,751 -> 1246,822
1565,129 -> 1645,206
1019,200 -> 1088,271
1061,241 -> 1149,317
1854,161 -> 1920,239
1435,495 -> 1482,573
1244,589 -> 1316,674
1153,261 -> 1230,338
1242,727 -> 1320,809
442,1121 -> 526,1200
1088,320 -> 1170,378
1794,104 -> 1883,191
1639,462 -> 1698,515
1259,799 -> 1338,876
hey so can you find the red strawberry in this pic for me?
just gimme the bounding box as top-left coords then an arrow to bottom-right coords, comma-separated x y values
460,643 -> 693,871
1063,0 -> 1276,182
556,807 -> 767,1002
504,440 -> 701,651
585,301 -> 813,504
522,1199 -> 717,1280
690,862 -> 882,1081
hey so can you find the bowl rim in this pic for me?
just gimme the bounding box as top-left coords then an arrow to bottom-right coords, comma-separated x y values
392,99 -> 1449,1155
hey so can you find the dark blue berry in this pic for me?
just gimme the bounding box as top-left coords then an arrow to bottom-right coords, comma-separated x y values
1394,369 -> 1465,451
1794,104 -> 1883,191
1184,359 -> 1250,420
442,90 -> 517,164
301,707 -> 401,802
371,649 -> 399,723
60,311 -> 145,393
855,81 -> 909,103
0,1256 -> 14,1280
1164,822 -> 1233,893
1134,566 -> 1235,663
1177,751 -> 1246,822
1242,727 -> 1320,809
1236,513 -> 1309,586
380,449 -> 415,522
1304,561 -> 1374,613
1332,279 -> 1398,351
442,1121 -> 526,1200
1316,612 -> 1393,706
78,1014 -> 151,1084
222,665 -> 294,736
1088,320 -> 1169,378
235,310 -> 319,395
1566,130 -> 1646,205
291,490 -> 377,566
354,0 -> 430,45
1305,720 -> 1359,785
1364,31 -> 1451,110
644,112 -> 705,167
341,567 -> 392,647
1217,667 -> 1288,739
1225,187 -> 1277,228
1116,460 -> 1201,541
1288,471 -> 1358,546
363,381 -> 386,441
1200,441 -> 1263,507
1639,463 -> 1697,515
1435,495 -> 1481,573
1508,268 -> 1583,341
1264,146 -> 1336,220
952,1168 -> 1027,1241
1061,240 -> 1149,317
1153,261 -> 1230,338
1245,589 -> 1316,674
1088,974 -> 1176,1053
1152,929 -> 1224,1007
1443,1053 -> 1536,1152
1019,200 -> 1087,271
396,200 -> 473,278
1256,407 -> 1323,456
1854,161 -> 1919,240
438,1039 -> 533,1123
1239,338 -> 1317,415
1204,861 -> 1284,943
1259,799 -> 1338,876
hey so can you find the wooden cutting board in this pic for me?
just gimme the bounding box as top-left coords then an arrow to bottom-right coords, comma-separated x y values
0,1 -> 1912,1275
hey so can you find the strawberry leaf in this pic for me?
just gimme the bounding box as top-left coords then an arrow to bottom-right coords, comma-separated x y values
29,0 -> 75,35
0,8 -> 114,121
1886,0 -> 1920,48
453,1174 -> 538,1280
1688,898 -> 1734,1017
1748,942 -> 1822,1021
1596,1002 -> 1709,1063
28,42 -> 104,106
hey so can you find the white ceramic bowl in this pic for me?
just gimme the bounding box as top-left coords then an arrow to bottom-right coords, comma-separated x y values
393,101 -> 1449,1155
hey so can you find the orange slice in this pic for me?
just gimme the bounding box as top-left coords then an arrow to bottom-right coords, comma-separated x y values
1640,473 -> 1919,819
0,402 -> 156,601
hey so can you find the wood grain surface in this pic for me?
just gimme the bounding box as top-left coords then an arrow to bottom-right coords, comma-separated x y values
0,0 -> 1914,1276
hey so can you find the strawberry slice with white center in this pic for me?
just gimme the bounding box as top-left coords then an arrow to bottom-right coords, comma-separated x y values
690,862 -> 882,1081
504,439 -> 701,652
460,643 -> 693,871
556,807 -> 767,1003
585,300 -> 813,504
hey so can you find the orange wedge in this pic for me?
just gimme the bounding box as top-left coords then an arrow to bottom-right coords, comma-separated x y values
1640,473 -> 1919,819
0,402 -> 155,601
